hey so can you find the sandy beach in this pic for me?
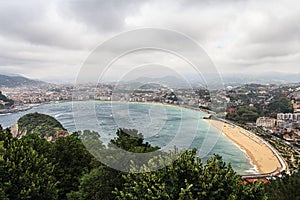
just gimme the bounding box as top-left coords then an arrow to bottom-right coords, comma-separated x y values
205,119 -> 282,174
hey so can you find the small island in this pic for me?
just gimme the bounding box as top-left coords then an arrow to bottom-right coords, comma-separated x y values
10,112 -> 69,141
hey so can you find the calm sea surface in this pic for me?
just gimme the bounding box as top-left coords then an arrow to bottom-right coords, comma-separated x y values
0,101 -> 257,175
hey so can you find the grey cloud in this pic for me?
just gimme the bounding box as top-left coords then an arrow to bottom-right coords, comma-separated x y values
61,0 -> 145,32
0,0 -> 300,81
231,41 -> 300,60
0,2 -> 49,44
0,1 -> 102,49
224,2 -> 300,63
0,0 -> 147,49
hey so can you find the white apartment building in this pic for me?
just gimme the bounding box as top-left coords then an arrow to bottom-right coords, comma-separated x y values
256,117 -> 276,128
277,113 -> 300,122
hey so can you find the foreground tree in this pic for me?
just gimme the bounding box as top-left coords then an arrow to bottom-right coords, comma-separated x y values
67,166 -> 121,200
49,133 -> 96,200
265,171 -> 300,200
115,149 -> 267,200
0,188 -> 8,200
0,127 -> 58,200
68,128 -> 161,200
109,128 -> 160,153
0,124 -> 274,200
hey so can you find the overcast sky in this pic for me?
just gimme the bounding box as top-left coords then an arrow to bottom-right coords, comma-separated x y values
0,0 -> 299,83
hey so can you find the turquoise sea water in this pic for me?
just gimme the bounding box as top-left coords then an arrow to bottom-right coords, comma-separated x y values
0,101 -> 257,175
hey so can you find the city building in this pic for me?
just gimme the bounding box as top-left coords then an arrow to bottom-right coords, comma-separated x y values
277,113 -> 300,122
256,117 -> 276,128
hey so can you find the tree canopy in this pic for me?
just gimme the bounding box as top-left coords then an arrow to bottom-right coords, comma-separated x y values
0,127 -> 58,200
267,97 -> 293,117
0,91 -> 14,109
265,171 -> 300,200
17,112 -> 68,139
226,106 -> 260,123
114,149 -> 267,200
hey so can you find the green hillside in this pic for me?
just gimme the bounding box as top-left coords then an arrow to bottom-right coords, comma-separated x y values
17,112 -> 68,139
0,91 -> 14,109
0,74 -> 44,87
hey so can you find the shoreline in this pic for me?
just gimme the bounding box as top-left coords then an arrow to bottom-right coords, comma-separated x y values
1,100 -> 282,174
228,137 -> 260,174
205,119 -> 282,174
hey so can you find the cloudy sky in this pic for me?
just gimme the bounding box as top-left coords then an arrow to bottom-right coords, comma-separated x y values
0,0 -> 299,83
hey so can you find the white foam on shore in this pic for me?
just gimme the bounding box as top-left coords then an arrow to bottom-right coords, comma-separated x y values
240,147 -> 259,174
224,136 -> 260,174
244,166 -> 259,174
204,120 -> 259,174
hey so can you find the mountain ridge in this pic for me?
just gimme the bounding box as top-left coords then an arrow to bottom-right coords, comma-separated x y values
0,74 -> 45,87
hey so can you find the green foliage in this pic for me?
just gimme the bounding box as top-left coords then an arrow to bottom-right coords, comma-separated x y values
68,128 -> 161,200
49,133 -> 95,200
267,97 -> 293,117
0,188 -> 8,200
226,96 -> 293,123
21,133 -> 52,156
265,171 -> 300,200
0,126 -> 100,200
227,106 -> 260,123
67,166 -> 122,200
0,123 -> 289,200
106,129 -> 162,172
0,128 -> 58,200
79,130 -> 105,149
114,149 -> 267,200
0,91 -> 14,108
109,128 -> 160,153
18,112 -> 67,138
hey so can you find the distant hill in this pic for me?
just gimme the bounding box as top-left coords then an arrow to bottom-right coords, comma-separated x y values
220,72 -> 300,86
124,73 -> 300,89
125,75 -> 194,89
0,74 -> 45,87
11,112 -> 68,141
179,72 -> 300,89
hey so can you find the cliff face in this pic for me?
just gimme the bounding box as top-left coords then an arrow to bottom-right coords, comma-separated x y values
10,123 -> 27,138
11,112 -> 69,141
46,130 -> 69,142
